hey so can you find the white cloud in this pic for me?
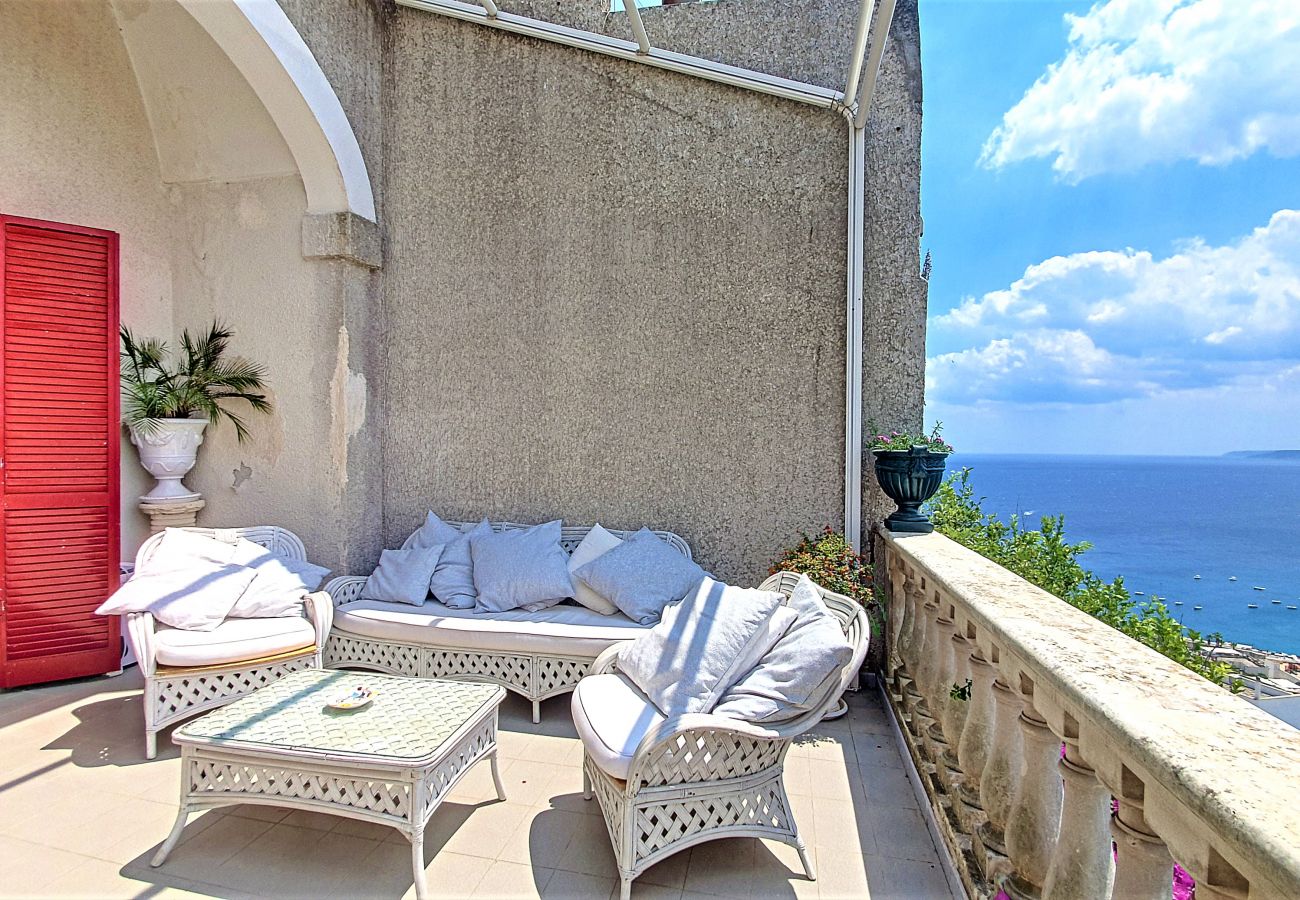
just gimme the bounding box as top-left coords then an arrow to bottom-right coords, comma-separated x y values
928,209 -> 1300,405
981,0 -> 1300,180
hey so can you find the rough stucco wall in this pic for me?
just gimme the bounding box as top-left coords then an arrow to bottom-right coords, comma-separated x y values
0,0 -> 175,557
276,0 -> 388,571
861,0 -> 927,536
169,176 -> 350,563
384,9 -> 851,581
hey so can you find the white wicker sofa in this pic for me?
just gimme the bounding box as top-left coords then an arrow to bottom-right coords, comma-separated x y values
323,522 -> 693,722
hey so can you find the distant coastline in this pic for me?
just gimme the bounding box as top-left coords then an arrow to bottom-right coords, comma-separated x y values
1223,450 -> 1300,460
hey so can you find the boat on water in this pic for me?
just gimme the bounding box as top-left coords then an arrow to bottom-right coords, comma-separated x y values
1134,591 -> 1144,596
1289,606 -> 1298,611
1230,576 -> 1238,581
1248,604 -> 1259,609
1253,585 -> 1266,591
1194,605 -> 1204,610
1194,574 -> 1201,580
1174,600 -> 1183,606
1273,600 -> 1282,605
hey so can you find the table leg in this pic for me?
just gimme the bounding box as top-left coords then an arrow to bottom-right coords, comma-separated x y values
490,749 -> 506,801
410,831 -> 428,900
151,804 -> 192,867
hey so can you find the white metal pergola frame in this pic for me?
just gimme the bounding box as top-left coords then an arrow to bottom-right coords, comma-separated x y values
398,0 -> 901,551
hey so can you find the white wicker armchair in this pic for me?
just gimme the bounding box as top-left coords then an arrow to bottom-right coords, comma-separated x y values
577,571 -> 870,900
124,526 -> 333,759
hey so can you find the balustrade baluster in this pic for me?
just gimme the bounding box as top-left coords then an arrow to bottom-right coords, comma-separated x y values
956,638 -> 995,834
976,669 -> 1021,879
1003,684 -> 1064,900
1108,766 -> 1173,900
928,605 -> 959,775
1042,734 -> 1114,900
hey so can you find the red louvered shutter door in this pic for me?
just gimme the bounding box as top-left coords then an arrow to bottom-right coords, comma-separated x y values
0,215 -> 120,688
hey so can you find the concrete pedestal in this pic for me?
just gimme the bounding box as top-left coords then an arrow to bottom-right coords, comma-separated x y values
139,498 -> 206,534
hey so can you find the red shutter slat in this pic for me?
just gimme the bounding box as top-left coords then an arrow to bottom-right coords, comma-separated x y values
1,216 -> 120,687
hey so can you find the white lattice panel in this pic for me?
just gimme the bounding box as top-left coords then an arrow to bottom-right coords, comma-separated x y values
188,758 -> 413,819
426,649 -> 533,692
638,730 -> 787,787
151,655 -> 316,731
325,633 -> 423,676
536,656 -> 590,699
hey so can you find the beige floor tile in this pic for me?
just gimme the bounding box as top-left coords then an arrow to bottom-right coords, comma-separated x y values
443,801 -> 535,860
811,847 -> 872,900
539,869 -> 617,900
635,848 -> 691,890
625,884 -> 682,900
41,855 -> 172,899
812,795 -> 875,856
153,811 -> 274,884
472,859 -> 555,899
556,809 -> 617,878
874,855 -> 954,899
682,837 -> 756,896
498,806 -> 584,869
870,807 -> 938,864
500,759 -> 566,808
225,802 -> 294,824
855,763 -> 919,811
0,833 -> 98,894
807,758 -> 858,802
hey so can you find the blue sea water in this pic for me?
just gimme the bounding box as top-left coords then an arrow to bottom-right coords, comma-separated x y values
945,454 -> 1300,655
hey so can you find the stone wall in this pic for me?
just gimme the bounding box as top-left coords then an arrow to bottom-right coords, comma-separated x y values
379,0 -> 926,579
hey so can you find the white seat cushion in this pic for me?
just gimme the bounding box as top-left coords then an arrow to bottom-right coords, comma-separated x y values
571,673 -> 665,781
333,599 -> 649,657
154,614 -> 316,667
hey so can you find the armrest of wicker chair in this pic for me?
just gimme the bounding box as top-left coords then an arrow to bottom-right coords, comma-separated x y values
590,643 -> 624,676
302,591 -> 334,648
323,575 -> 367,607
124,610 -> 158,677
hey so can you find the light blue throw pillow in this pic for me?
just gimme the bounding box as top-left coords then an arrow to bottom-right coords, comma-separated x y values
362,545 -> 444,606
572,527 -> 707,625
430,519 -> 492,609
403,510 -> 462,552
470,520 -> 573,613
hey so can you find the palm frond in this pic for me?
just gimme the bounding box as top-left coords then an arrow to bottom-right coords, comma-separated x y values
119,320 -> 272,443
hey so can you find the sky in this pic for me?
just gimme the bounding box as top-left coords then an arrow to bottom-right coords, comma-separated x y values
920,0 -> 1300,455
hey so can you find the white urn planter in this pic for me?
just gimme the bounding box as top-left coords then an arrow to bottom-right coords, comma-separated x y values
128,418 -> 209,502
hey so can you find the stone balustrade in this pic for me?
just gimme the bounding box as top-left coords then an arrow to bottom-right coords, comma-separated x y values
876,529 -> 1300,900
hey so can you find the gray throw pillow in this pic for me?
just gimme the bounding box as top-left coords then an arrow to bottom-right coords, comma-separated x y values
361,545 -> 445,606
403,510 -> 462,552
572,527 -> 706,625
429,519 -> 492,609
619,577 -> 798,716
713,575 -> 854,724
471,520 -> 573,613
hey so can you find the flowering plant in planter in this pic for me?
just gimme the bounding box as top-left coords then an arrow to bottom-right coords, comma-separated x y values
867,422 -> 953,534
866,422 -> 954,454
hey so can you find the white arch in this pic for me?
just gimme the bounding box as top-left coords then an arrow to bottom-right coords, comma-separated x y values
177,0 -> 377,222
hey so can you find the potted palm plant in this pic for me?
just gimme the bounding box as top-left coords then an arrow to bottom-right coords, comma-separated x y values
868,423 -> 953,534
120,322 -> 271,501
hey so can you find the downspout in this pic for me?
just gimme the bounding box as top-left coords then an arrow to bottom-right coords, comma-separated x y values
395,0 -> 898,553
842,0 -> 898,552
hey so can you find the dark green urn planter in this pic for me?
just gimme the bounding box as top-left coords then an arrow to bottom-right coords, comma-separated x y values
872,446 -> 949,534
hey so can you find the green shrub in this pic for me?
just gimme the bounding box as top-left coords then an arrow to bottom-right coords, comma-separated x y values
927,469 -> 1234,686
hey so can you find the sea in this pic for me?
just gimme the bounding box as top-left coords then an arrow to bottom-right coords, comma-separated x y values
945,454 -> 1300,656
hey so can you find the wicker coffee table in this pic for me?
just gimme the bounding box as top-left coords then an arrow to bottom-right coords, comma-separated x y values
150,668 -> 506,898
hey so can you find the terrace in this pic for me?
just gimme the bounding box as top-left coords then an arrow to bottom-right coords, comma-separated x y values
0,663 -> 954,900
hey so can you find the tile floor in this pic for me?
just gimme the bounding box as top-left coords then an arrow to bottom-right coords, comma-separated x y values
0,668 -> 955,900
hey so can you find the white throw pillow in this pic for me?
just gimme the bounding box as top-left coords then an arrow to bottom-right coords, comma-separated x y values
97,561 -> 257,632
713,575 -> 855,724
565,525 -> 622,616
618,577 -> 798,716
362,545 -> 445,606
138,528 -> 237,575
225,539 -> 330,618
